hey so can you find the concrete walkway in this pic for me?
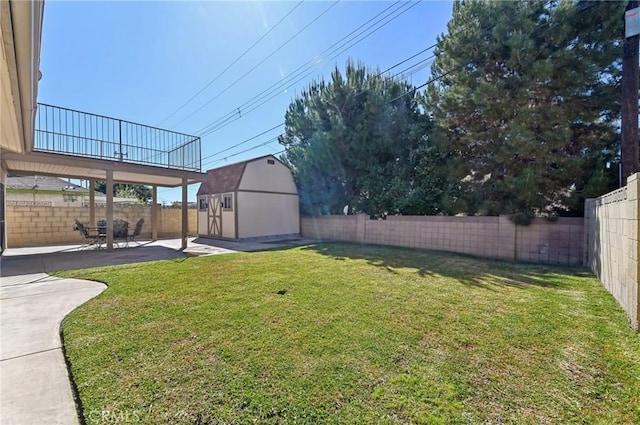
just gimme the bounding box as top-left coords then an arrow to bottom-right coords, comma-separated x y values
0,237 -> 312,424
0,273 -> 105,425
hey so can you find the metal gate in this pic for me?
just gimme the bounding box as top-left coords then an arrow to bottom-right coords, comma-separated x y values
207,195 -> 222,237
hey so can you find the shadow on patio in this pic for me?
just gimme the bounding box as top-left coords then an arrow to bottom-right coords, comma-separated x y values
0,245 -> 187,277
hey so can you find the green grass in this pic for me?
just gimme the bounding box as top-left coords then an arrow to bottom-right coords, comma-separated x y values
58,243 -> 640,424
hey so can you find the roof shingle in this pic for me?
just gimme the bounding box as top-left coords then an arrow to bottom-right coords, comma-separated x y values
196,162 -> 246,195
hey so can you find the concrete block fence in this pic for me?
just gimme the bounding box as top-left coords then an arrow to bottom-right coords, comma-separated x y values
301,214 -> 584,265
585,173 -> 640,331
6,205 -> 197,248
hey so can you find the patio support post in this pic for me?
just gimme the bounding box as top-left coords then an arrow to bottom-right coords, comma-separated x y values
89,179 -> 95,225
152,185 -> 158,241
181,177 -> 187,250
106,170 -> 114,250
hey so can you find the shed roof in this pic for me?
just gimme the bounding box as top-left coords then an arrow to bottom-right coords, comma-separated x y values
197,162 -> 246,195
197,155 -> 289,195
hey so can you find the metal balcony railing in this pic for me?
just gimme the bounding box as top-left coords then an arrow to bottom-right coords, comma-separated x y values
34,103 -> 201,172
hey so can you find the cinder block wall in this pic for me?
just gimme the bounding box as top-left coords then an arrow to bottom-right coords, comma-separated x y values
302,214 -> 584,266
6,205 -> 197,248
157,208 -> 198,238
585,173 -> 639,331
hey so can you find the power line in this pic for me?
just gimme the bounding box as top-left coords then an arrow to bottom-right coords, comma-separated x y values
156,1 -> 304,127
168,1 -> 341,130
204,137 -> 281,169
390,56 -> 435,81
197,52 -> 435,168
200,122 -> 284,164
201,1 -> 570,172
160,1 -> 577,198
197,61 -> 431,170
197,60 -> 455,173
380,44 -> 436,75
383,0 -> 563,106
193,0 -> 407,135
197,52 -> 436,169
194,1 -> 420,137
199,36 -> 431,138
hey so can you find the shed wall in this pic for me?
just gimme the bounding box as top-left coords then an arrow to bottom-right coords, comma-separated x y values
197,200 -> 207,235
237,192 -> 299,238
237,159 -> 297,194
222,203 -> 235,238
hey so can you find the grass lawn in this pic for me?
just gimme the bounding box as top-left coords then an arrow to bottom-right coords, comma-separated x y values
58,243 -> 640,424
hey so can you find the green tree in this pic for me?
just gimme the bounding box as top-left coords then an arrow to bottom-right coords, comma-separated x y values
429,0 -> 623,222
279,60 -> 438,217
95,182 -> 152,204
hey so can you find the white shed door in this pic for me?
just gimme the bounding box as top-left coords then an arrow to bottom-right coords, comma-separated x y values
208,195 -> 222,237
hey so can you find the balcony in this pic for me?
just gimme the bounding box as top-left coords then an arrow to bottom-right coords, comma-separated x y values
34,103 -> 201,172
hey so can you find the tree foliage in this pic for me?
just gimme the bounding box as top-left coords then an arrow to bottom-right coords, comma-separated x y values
428,0 -> 623,221
95,182 -> 152,204
279,1 -> 623,221
279,61 -> 438,217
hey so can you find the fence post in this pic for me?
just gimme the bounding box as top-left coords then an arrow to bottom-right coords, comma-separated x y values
497,215 -> 517,261
355,214 -> 366,243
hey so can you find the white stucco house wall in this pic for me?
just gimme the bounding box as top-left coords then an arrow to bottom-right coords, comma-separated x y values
196,155 -> 299,240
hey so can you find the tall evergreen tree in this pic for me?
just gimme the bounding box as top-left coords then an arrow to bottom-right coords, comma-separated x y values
279,60 -> 437,217
429,0 -> 623,222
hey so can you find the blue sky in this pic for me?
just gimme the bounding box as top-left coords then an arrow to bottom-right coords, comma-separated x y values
38,0 -> 453,203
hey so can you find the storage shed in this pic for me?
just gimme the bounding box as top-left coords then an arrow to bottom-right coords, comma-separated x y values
196,155 -> 299,240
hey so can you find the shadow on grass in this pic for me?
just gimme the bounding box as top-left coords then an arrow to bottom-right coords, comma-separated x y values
301,242 -> 591,290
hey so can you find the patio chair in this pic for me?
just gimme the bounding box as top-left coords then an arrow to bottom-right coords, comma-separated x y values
125,218 -> 144,247
96,219 -> 129,247
113,219 -> 129,245
74,219 -> 105,249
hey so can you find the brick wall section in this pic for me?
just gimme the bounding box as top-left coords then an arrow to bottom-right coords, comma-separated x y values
302,214 -> 584,266
6,205 -> 197,248
585,173 -> 639,331
157,208 -> 198,238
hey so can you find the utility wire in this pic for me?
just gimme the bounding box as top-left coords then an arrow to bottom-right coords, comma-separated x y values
380,44 -> 436,75
200,123 -> 284,164
197,59 -> 459,172
199,29 -> 430,137
197,0 -> 562,136
383,0 -> 564,105
198,52 -> 436,168
193,0 -> 407,135
159,0 -> 570,196
199,53 -> 434,168
156,1 -> 304,127
206,145 -> 286,169
169,1 -> 341,130
194,1 -> 418,137
202,1 -> 569,170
